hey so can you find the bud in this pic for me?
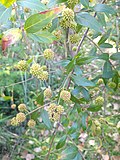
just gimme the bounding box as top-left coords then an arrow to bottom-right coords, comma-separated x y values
43,49 -> 54,60
95,96 -> 104,106
108,82 -> 116,89
16,112 -> 26,123
11,104 -> 16,109
27,119 -> 36,128
60,90 -> 71,101
97,78 -> 104,85
18,103 -> 27,112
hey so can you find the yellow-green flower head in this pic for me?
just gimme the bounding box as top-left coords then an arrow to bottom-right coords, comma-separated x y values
38,71 -> 48,81
48,103 -> 64,121
43,49 -> 54,60
17,60 -> 28,71
108,82 -> 116,89
97,78 -> 104,85
27,119 -> 36,128
44,88 -> 52,99
62,8 -> 74,22
10,117 -> 19,126
69,20 -> 77,30
30,63 -> 41,77
18,103 -> 27,112
95,96 -> 104,106
70,34 -> 80,44
16,112 -> 26,123
60,90 -> 71,101
67,0 -> 79,9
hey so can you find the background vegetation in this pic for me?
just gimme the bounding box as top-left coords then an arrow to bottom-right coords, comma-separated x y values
0,0 -> 120,160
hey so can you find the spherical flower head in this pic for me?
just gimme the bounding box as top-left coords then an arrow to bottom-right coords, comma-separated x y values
41,0 -> 49,5
95,96 -> 104,106
44,88 -> 52,99
60,90 -> 71,101
17,60 -> 28,71
10,117 -> 19,126
27,119 -> 36,128
43,49 -> 54,60
97,78 -> 104,85
18,103 -> 27,112
38,71 -> 48,81
60,19 -> 69,29
62,8 -> 74,22
30,63 -> 41,77
70,34 -> 79,44
108,82 -> 116,89
16,112 -> 26,123
67,0 -> 79,9
11,104 -> 16,109
48,103 -> 64,122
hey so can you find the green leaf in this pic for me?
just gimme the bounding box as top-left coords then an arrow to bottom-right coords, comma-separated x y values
65,59 -> 75,74
98,29 -> 112,45
94,4 -> 116,15
76,12 -> 103,33
56,135 -> 67,149
36,92 -> 44,105
87,104 -> 102,112
81,112 -> 88,130
72,75 -> 95,87
73,152 -> 82,160
0,4 -> 12,25
110,52 -> 120,61
97,53 -> 109,61
99,43 -> 113,48
81,0 -> 89,8
17,0 -> 47,11
61,146 -> 78,160
41,110 -> 52,129
28,31 -> 55,43
97,13 -> 106,27
24,11 -> 55,33
76,56 -> 94,65
102,61 -> 113,79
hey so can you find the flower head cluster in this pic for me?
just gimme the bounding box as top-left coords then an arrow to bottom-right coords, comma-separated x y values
17,60 -> 28,71
30,63 -> 48,81
60,90 -> 71,102
48,103 -> 64,121
43,49 -> 54,60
